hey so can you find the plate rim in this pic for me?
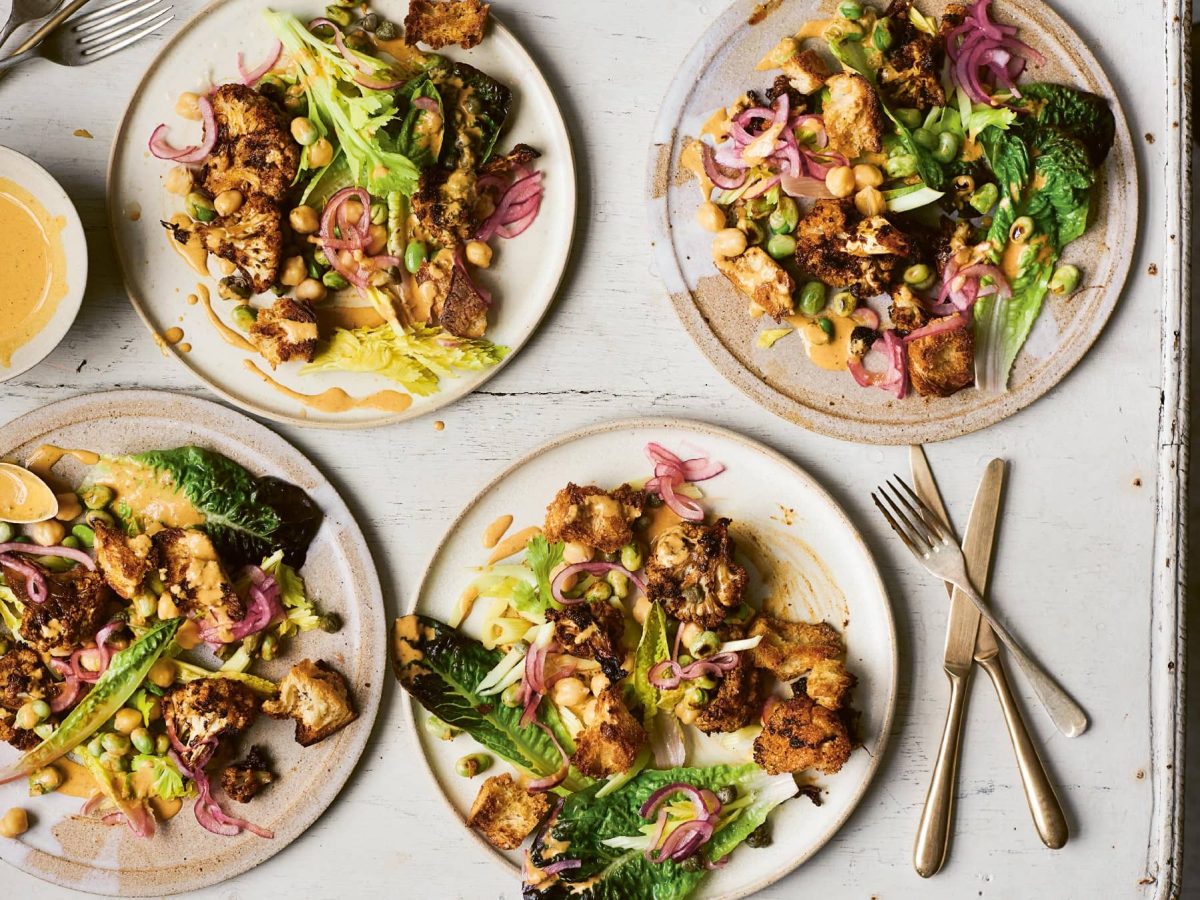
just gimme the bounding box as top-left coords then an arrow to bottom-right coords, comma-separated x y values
399,416 -> 899,899
0,145 -> 88,385
643,0 -> 1139,445
0,389 -> 387,896
105,5 -> 578,430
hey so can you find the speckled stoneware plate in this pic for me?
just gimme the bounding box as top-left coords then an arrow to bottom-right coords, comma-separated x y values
646,0 -> 1137,444
108,2 -> 575,429
402,418 -> 897,898
0,390 -> 385,896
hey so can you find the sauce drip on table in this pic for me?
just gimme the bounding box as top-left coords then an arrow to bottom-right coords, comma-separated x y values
242,359 -> 413,414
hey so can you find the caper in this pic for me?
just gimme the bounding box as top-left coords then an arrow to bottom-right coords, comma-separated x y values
619,542 -> 644,571
584,580 -> 612,602
231,305 -> 258,332
1009,216 -> 1034,243
500,681 -> 523,708
71,524 -> 95,548
872,19 -> 893,51
404,239 -> 427,274
746,823 -> 773,848
817,316 -> 835,339
885,153 -> 918,179
319,612 -> 343,633
894,107 -> 923,130
186,191 -> 216,223
716,785 -> 738,805
912,127 -> 937,150
828,290 -> 857,317
1048,264 -> 1081,296
967,182 -> 999,214
455,752 -> 492,778
322,270 -> 350,290
933,131 -> 960,164
837,0 -> 863,19
768,196 -> 799,234
953,174 -> 976,196
903,264 -> 933,288
798,281 -> 827,316
85,509 -> 115,527
79,484 -> 113,511
323,5 -> 352,26
218,275 -> 252,302
688,630 -> 720,659
766,233 -> 796,260
29,766 -> 62,796
359,12 -> 380,31
257,74 -> 287,101
374,19 -> 398,40
345,29 -> 372,51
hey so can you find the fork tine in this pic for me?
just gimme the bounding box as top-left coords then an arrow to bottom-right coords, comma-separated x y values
880,482 -> 934,551
80,8 -> 171,58
73,0 -> 163,35
893,475 -> 950,541
78,3 -> 168,48
70,0 -> 145,26
872,490 -> 924,557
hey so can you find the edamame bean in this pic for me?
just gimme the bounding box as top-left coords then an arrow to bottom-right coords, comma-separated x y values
501,681 -> 523,708
872,19 -> 893,50
685,686 -> 710,708
60,535 -> 81,550
607,570 -> 630,598
131,728 -> 155,755
87,736 -> 105,758
404,240 -> 427,274
322,270 -> 350,290
455,753 -> 492,778
829,290 -> 857,317
798,281 -> 827,316
619,542 -> 644,572
71,524 -> 95,548
186,192 -> 216,223
895,107 -> 923,130
885,154 -> 918,179
688,630 -> 720,658
29,767 -> 61,796
933,131 -> 960,164
584,580 -> 612,602
766,233 -> 796,260
14,703 -> 40,731
231,305 -> 258,332
912,127 -> 937,150
903,264 -> 932,287
768,196 -> 799,234
1048,264 -> 1080,295
838,0 -> 863,19
102,733 -> 131,754
1009,216 -> 1034,242
425,714 -> 459,741
967,182 -> 999,213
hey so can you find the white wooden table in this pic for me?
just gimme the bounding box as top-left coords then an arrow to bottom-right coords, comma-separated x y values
0,0 -> 1188,896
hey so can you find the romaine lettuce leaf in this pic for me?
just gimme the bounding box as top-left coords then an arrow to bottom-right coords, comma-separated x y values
973,234 -> 1055,394
430,60 -> 511,167
1016,82 -> 1115,167
397,77 -> 445,168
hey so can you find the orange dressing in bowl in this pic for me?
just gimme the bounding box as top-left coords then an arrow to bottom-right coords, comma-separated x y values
0,177 -> 68,367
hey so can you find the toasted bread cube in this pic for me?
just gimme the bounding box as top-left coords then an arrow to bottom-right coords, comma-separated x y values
263,659 -> 358,747
404,0 -> 490,50
438,266 -> 490,339
249,297 -> 319,368
695,653 -> 761,734
806,658 -> 857,711
907,321 -> 974,397
467,772 -> 552,850
715,247 -> 795,318
748,615 -> 844,681
543,483 -> 646,554
571,688 -> 647,777
781,48 -> 830,94
823,73 -> 884,158
753,694 -> 853,775
153,527 -> 243,624
92,519 -> 155,600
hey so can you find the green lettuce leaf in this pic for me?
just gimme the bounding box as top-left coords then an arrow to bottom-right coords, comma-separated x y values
1027,128 -> 1094,246
974,233 -> 1055,393
0,582 -> 24,635
1016,82 -> 1115,167
980,127 -> 1032,247
525,535 -> 564,615
430,60 -> 511,166
397,77 -> 445,168
631,602 -> 681,722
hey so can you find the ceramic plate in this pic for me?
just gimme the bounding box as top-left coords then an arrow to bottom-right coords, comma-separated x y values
108,3 -> 575,428
0,146 -> 87,384
646,0 -> 1137,444
404,418 -> 897,898
0,390 -> 385,896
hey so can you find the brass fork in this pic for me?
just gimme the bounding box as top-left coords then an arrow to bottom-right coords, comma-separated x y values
873,476 -> 1088,738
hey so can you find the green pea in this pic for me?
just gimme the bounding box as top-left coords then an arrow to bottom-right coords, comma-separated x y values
1009,216 -> 1035,243
766,233 -> 796,260
885,154 -> 918,178
768,196 -> 799,234
455,752 -> 492,778
404,240 -> 427,274
798,281 -> 827,316
501,681 -> 523,708
323,5 -> 352,26
425,714 -> 459,741
619,542 -> 644,572
71,524 -> 95,548
932,131 -> 960,164
967,182 -> 999,214
828,290 -> 857,317
1048,264 -> 1081,296
185,191 -> 216,223
895,107 -> 923,130
872,19 -> 893,51
87,736 -> 104,758
130,727 -> 154,755
912,127 -> 938,150
817,317 -> 835,339
319,612 -> 343,633
374,19 -> 398,40
584,580 -> 612,602
102,733 -> 131,754
838,0 -> 863,19
607,570 -> 630,599
903,264 -> 933,288
0,522 -> 12,543
688,630 -> 720,659
84,509 -> 114,527
231,305 -> 258,332
61,535 -> 81,550
322,270 -> 350,290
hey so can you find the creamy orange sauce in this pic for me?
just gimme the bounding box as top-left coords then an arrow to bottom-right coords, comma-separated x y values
487,525 -> 542,565
449,584 -> 479,628
679,138 -> 716,201
316,304 -> 387,332
0,177 -> 69,368
482,514 -> 514,549
72,129 -> 93,139
178,342 -> 192,353
27,444 -> 100,482
197,283 -> 255,352
90,458 -> 205,528
794,18 -> 832,39
242,359 -> 414,414
163,326 -> 184,345
700,107 -> 730,141
785,313 -> 855,371
56,758 -> 97,799
642,502 -> 685,542
0,462 -> 58,522
433,420 -> 445,432
124,202 -> 141,222
165,213 -> 209,277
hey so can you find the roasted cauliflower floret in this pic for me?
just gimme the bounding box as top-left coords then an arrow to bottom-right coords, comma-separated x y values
92,519 -> 155,601
200,84 -> 298,201
748,615 -> 843,682
17,568 -> 111,656
153,527 -> 244,626
162,677 -> 259,765
248,297 -> 319,368
404,0 -> 490,50
543,483 -> 646,554
221,745 -> 274,803
645,519 -> 747,629
263,659 -> 357,747
845,216 -> 916,258
823,73 -> 883,158
571,687 -> 647,778
715,247 -> 795,319
0,646 -> 56,749
908,321 -> 975,397
779,47 -> 830,94
880,36 -> 945,109
412,166 -> 479,249
888,283 -> 928,334
546,601 -> 627,684
806,658 -> 857,711
467,772 -> 552,850
695,653 -> 762,735
480,143 -> 541,177
168,193 -> 283,294
795,200 -> 907,295
753,694 -> 853,775
438,265 -> 490,339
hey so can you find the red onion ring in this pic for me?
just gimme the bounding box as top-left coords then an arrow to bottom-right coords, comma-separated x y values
550,562 -> 645,606
0,541 -> 95,569
200,565 -> 281,644
850,307 -> 881,330
477,169 -> 544,241
412,96 -> 439,113
639,781 -> 719,822
642,807 -> 670,861
49,673 -> 83,712
527,721 -> 570,793
946,0 -> 1045,106
700,142 -> 746,191
541,859 -> 582,876
903,312 -> 969,342
0,553 -> 47,603
236,39 -> 282,85
148,96 -> 217,164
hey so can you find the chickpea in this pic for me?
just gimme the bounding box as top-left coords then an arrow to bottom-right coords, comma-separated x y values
675,702 -> 699,726
852,163 -> 884,189
114,708 -> 142,735
148,659 -> 175,689
175,91 -> 202,121
464,240 -> 493,268
696,201 -> 726,232
550,676 -> 589,708
289,205 -> 320,235
711,227 -> 747,259
27,519 -> 66,547
854,186 -> 886,217
290,116 -> 319,146
417,280 -> 440,307
308,137 -> 334,168
295,278 -> 328,302
54,493 -> 82,522
164,165 -> 192,195
563,542 -> 593,564
366,224 -> 388,255
342,198 -> 365,223
590,673 -> 610,696
214,190 -> 244,217
157,594 -> 180,620
280,255 -> 307,287
632,594 -> 652,624
581,698 -> 599,727
825,165 -> 856,198
0,808 -> 28,838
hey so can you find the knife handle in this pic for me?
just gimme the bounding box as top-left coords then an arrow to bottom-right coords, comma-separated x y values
914,670 -> 969,877
978,653 -> 1069,849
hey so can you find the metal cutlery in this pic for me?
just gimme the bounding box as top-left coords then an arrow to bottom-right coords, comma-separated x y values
872,474 -> 1088,739
0,0 -> 66,53
0,0 -> 172,73
910,450 -> 1067,878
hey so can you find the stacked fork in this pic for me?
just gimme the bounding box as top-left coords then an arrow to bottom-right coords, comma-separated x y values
0,0 -> 173,75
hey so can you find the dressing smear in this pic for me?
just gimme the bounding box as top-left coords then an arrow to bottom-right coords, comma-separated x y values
0,177 -> 68,368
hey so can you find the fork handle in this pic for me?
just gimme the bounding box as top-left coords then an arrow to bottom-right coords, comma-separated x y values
949,578 -> 1088,738
0,46 -> 37,71
913,667 -> 970,877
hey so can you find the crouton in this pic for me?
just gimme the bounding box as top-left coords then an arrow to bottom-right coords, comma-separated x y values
715,247 -> 795,319
479,143 -> 542,177
543,483 -> 646,554
907,321 -> 974,397
92,520 -> 155,600
263,659 -> 358,747
17,568 -> 112,656
404,0 -> 489,50
438,265 -> 490,339
412,166 -> 479,249
806,658 -> 857,711
794,199 -> 906,294
572,687 -> 647,778
546,601 -> 627,683
173,193 -> 283,294
201,84 -> 298,202
780,47 -> 830,95
248,297 -> 319,368
467,772 -> 552,850
645,519 -> 747,629
0,646 -> 52,711
753,693 -> 853,775
221,745 -> 274,803
823,74 -> 884,158
153,527 -> 243,625
695,654 -> 762,734
162,677 -> 259,765
748,615 -> 843,681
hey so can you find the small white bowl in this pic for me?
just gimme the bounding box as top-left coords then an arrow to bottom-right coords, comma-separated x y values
0,146 -> 87,383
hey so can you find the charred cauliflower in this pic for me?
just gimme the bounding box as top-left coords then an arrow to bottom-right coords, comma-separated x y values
715,247 -> 795,318
221,745 -> 275,803
0,645 -> 55,747
248,297 -> 319,368
747,615 -> 844,682
753,694 -> 853,776
263,658 -> 357,747
92,519 -> 155,601
201,84 -> 298,202
162,677 -> 260,766
543,483 -> 646,554
794,200 -> 912,295
695,653 -> 762,735
17,568 -> 112,656
645,519 -> 747,628
404,0 -> 490,50
167,193 -> 284,294
546,601 -> 627,684
571,687 -> 647,778
153,527 -> 244,626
